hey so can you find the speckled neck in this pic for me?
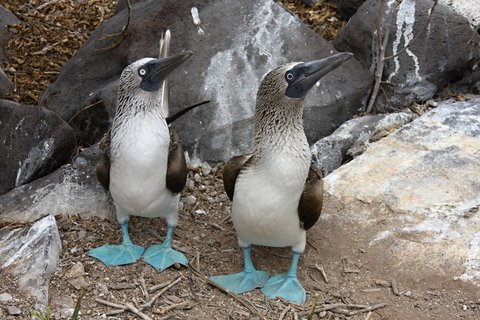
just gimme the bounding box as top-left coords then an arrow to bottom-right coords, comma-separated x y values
253,84 -> 310,162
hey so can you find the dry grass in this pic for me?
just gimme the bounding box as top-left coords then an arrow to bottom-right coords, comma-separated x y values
279,0 -> 346,40
2,0 -> 118,105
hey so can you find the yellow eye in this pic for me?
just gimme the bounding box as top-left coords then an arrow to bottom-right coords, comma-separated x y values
139,68 -> 146,76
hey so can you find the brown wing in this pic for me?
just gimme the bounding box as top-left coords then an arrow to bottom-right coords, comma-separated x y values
166,127 -> 187,194
298,165 -> 324,230
96,130 -> 111,190
223,154 -> 252,201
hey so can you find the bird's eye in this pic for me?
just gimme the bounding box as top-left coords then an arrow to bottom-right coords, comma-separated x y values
286,72 -> 294,80
139,68 -> 147,76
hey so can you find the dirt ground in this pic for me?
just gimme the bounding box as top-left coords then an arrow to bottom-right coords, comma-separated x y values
3,166 -> 480,319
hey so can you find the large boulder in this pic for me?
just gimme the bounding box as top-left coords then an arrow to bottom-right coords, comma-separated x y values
0,5 -> 20,62
0,145 -> 112,224
40,0 -> 372,162
335,0 -> 367,19
0,5 -> 19,97
0,100 -> 77,195
438,0 -> 480,28
0,215 -> 61,305
311,111 -> 416,175
334,0 -> 480,111
324,97 -> 480,285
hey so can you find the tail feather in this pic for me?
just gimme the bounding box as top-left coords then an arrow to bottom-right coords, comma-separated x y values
159,30 -> 171,117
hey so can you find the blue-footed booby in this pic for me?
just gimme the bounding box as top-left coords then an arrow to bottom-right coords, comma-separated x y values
210,52 -> 353,303
89,31 -> 197,271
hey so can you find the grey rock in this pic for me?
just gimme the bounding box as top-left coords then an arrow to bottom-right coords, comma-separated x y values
66,262 -> 88,290
311,112 -> 416,175
334,0 -> 480,111
200,162 -> 212,176
0,5 -> 21,62
6,305 -> 21,316
0,100 -> 77,195
0,292 -> 12,302
0,145 -> 113,224
335,0 -> 367,19
438,0 -> 480,28
0,215 -> 61,305
41,0 -> 371,162
325,97 -> 480,285
183,195 -> 197,206
0,67 -> 13,98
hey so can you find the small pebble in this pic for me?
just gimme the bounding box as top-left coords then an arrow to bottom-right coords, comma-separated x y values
193,173 -> 202,183
78,230 -> 87,240
403,290 -> 413,297
201,162 -> 212,176
0,292 -> 13,302
195,209 -> 206,215
319,310 -> 327,318
463,304 -> 468,311
185,179 -> 194,191
183,195 -> 197,206
375,279 -> 391,287
7,305 -> 21,316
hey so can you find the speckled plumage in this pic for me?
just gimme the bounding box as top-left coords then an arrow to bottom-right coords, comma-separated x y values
225,62 -> 323,253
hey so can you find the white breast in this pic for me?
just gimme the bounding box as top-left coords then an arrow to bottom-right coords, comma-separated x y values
231,152 -> 309,252
109,113 -> 177,219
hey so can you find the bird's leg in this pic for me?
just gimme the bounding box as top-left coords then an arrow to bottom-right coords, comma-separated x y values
260,251 -> 306,304
142,224 -> 188,271
89,222 -> 145,266
209,246 -> 269,294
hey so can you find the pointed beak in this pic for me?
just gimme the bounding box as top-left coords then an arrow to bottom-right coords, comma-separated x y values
285,52 -> 353,99
140,52 -> 192,91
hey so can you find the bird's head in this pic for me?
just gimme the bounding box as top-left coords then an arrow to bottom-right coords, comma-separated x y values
118,52 -> 192,93
258,52 -> 353,102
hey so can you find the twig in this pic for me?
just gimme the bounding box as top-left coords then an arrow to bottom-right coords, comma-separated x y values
142,276 -> 183,309
188,265 -> 265,319
126,302 -> 153,320
208,222 -> 225,231
391,278 -> 400,295
149,280 -> 171,293
95,298 -> 127,310
196,250 -> 201,272
366,0 -> 438,113
366,0 -> 398,114
139,277 -> 150,300
384,0 -> 438,60
278,306 -> 290,320
364,311 -> 373,320
311,264 -> 328,283
67,99 -> 103,124
306,239 -> 318,250
105,309 -> 125,315
349,303 -> 387,316
156,301 -> 189,315
96,0 -> 131,51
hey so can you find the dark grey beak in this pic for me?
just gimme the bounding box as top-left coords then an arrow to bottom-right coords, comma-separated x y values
285,52 -> 353,99
140,51 -> 193,92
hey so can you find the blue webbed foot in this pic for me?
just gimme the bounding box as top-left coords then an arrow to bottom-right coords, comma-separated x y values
261,273 -> 306,303
89,222 -> 144,266
209,246 -> 269,294
142,224 -> 187,271
89,243 -> 144,266
142,244 -> 188,271
210,270 -> 269,294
